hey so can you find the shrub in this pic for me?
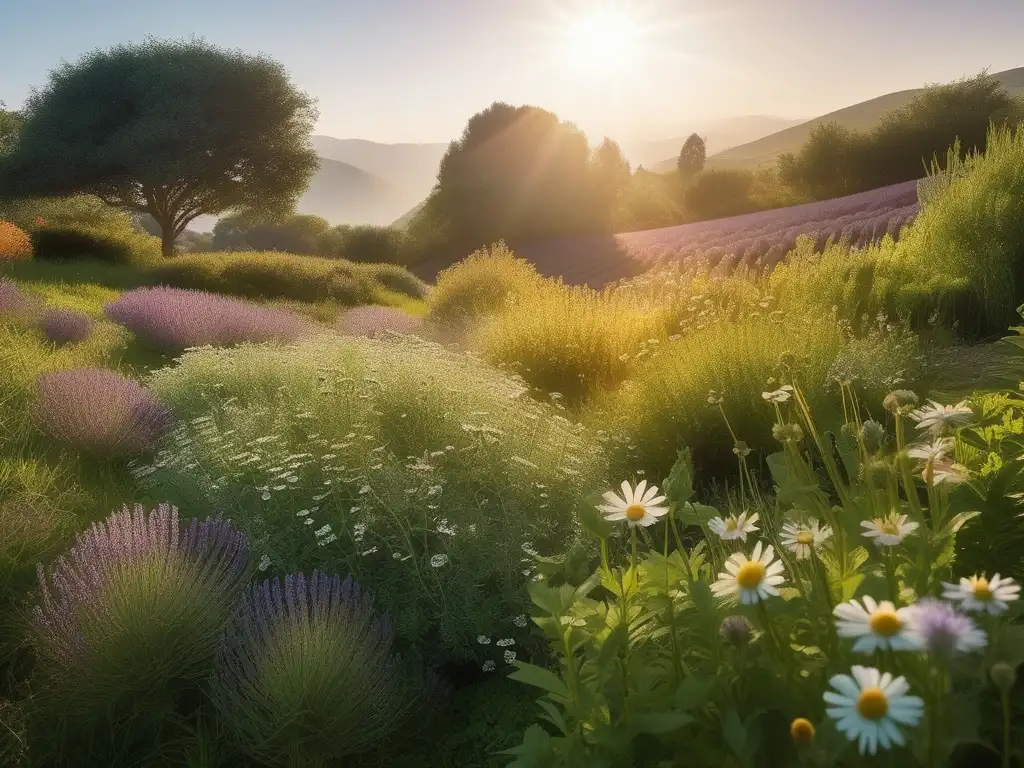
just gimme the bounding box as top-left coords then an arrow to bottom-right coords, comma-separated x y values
33,368 -> 172,458
31,224 -> 161,265
39,307 -> 93,345
134,336 -> 607,665
336,306 -> 424,338
477,283 -> 664,404
0,220 -> 31,261
359,262 -> 429,299
0,280 -> 40,320
105,286 -> 312,350
428,242 -> 544,327
31,505 -> 249,750
213,571 -> 426,766
684,169 -> 757,220
321,225 -> 414,264
146,251 -> 379,307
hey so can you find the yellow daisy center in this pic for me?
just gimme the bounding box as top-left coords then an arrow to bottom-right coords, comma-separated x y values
625,504 -> 646,522
973,578 -> 992,601
796,531 -> 815,545
868,610 -> 902,637
724,517 -> 739,531
790,717 -> 815,745
880,521 -> 900,536
856,688 -> 888,721
736,561 -> 766,590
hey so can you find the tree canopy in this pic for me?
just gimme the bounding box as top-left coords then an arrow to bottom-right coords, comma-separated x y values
0,37 -> 320,257
0,103 -> 21,157
677,133 -> 707,178
411,102 -> 604,251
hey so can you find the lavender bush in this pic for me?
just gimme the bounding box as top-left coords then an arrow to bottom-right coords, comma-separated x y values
39,307 -> 93,345
0,280 -> 40,320
212,571 -> 425,767
105,286 -> 312,350
335,305 -> 424,338
32,504 -> 250,722
33,368 -> 172,458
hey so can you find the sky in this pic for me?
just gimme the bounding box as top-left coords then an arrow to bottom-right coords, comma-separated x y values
1,0 -> 1022,145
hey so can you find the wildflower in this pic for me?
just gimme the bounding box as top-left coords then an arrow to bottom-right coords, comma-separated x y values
833,596 -> 919,653
904,599 -> 986,655
941,574 -> 1019,615
732,440 -> 751,458
477,636 -> 491,645
719,615 -> 754,647
790,718 -> 815,746
883,389 -> 919,414
707,390 -> 724,406
429,554 -> 449,568
909,399 -> 974,435
824,666 -> 924,755
708,511 -> 760,542
482,660 -> 496,672
496,638 -> 515,647
860,514 -> 918,547
907,437 -> 954,463
922,460 -> 968,487
860,420 -> 886,453
597,480 -> 669,528
990,662 -> 1017,692
257,554 -> 272,572
512,614 -> 528,627
772,422 -> 804,443
711,541 -> 786,605
762,385 -> 795,404
779,518 -> 832,560
504,650 -> 517,664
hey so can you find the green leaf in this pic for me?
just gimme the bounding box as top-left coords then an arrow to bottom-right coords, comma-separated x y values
629,711 -> 694,735
528,581 -> 567,618
664,447 -> 695,506
945,510 -> 982,534
678,502 -> 720,529
841,573 -> 865,601
721,709 -> 747,759
673,675 -> 713,712
578,501 -> 615,541
509,661 -> 569,699
497,724 -> 553,762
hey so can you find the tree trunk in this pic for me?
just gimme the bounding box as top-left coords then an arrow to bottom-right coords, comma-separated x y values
159,221 -> 175,258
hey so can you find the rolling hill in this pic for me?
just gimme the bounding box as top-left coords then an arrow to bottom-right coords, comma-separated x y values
294,157 -> 404,226
699,67 -> 1024,169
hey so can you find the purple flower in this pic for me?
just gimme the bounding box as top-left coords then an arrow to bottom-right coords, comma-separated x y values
212,571 -> 424,763
34,368 -> 172,458
336,306 -> 424,339
39,307 -> 94,345
904,598 -> 987,656
32,504 -> 249,706
105,286 -> 311,350
0,280 -> 40,319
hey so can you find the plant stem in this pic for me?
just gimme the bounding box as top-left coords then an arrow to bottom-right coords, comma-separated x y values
1001,687 -> 1011,768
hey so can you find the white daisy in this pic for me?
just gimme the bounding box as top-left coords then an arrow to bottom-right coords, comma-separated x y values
824,666 -> 924,756
597,479 -> 668,528
762,385 -> 795,404
711,540 -> 786,605
906,437 -> 954,463
909,399 -> 974,435
941,574 -> 1020,615
779,518 -> 832,560
833,596 -> 920,653
708,511 -> 760,542
860,514 -> 918,547
922,460 -> 968,487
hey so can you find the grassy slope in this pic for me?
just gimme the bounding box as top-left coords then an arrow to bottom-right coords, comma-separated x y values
705,66 -> 1024,169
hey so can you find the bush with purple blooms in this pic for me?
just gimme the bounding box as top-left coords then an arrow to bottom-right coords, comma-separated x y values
336,305 -> 425,338
212,571 -> 428,766
0,280 -> 40,321
104,286 -> 312,350
33,368 -> 172,458
31,504 -> 249,750
39,307 -> 93,345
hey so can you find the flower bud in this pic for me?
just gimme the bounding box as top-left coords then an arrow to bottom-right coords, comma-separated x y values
772,422 -> 804,443
883,389 -> 919,414
860,419 -> 887,454
719,615 -> 753,648
790,717 -> 815,745
732,440 -> 751,458
991,662 -> 1017,692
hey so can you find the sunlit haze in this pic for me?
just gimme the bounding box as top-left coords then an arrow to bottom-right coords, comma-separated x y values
1,0 -> 1023,144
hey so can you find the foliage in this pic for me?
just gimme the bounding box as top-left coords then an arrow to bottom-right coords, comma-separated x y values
39,307 -> 94,345
684,169 -> 758,220
506,384 -> 1024,767
105,286 -> 312,350
32,367 -> 172,458
31,223 -> 162,265
336,306 -> 424,338
318,224 -> 416,265
30,504 -> 250,761
590,138 -> 632,229
778,72 -> 1023,200
212,213 -> 330,255
358,262 -> 429,299
0,220 -> 31,261
613,169 -> 684,231
428,242 -> 544,328
677,133 -> 707,178
0,195 -> 135,235
0,37 -> 319,257
134,336 -> 608,665
212,571 -> 428,766
476,282 -> 663,405
0,102 -> 21,156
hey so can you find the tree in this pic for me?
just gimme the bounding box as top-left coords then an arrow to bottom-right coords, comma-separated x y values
411,102 -> 599,251
0,103 -> 21,157
0,38 -> 319,257
591,138 -> 632,228
778,121 -> 864,199
677,133 -> 707,178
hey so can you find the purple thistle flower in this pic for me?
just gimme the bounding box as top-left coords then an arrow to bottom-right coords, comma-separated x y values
905,598 -> 987,656
105,286 -> 312,350
39,307 -> 94,345
34,368 -> 172,458
32,504 -> 249,707
212,570 -> 423,763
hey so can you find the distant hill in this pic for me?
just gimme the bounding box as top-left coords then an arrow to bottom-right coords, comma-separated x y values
702,67 -> 1024,169
634,116 -> 807,171
295,157 -> 404,226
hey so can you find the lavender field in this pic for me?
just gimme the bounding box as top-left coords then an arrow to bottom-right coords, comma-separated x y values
440,180 -> 921,288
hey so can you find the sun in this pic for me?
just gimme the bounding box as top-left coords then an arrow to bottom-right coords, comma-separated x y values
563,7 -> 641,75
